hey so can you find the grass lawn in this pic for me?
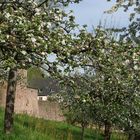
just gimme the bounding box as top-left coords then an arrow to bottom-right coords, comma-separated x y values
0,108 -> 127,140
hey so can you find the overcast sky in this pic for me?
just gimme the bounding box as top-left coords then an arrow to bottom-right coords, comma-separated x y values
68,0 -> 132,31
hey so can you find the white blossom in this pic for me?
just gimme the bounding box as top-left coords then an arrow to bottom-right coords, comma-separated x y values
54,15 -> 61,21
134,65 -> 139,70
47,22 -> 51,28
1,40 -> 5,43
22,63 -> 25,66
21,45 -> 26,48
62,40 -> 66,45
74,95 -> 80,99
5,13 -> 11,18
31,37 -> 36,43
82,99 -> 86,103
28,58 -> 32,62
41,52 -> 46,56
124,59 -> 130,65
21,50 -> 27,55
6,35 -> 9,39
35,8 -> 41,14
101,49 -> 105,53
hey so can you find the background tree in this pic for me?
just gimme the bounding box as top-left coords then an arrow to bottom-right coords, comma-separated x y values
60,74 -> 92,140
106,1 -> 140,139
60,27 -> 140,140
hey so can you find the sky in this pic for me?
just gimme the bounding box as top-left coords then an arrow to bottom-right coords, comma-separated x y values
48,0 -> 133,66
67,0 -> 132,31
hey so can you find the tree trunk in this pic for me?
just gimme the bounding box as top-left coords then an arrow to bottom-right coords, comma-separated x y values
4,68 -> 17,134
134,135 -> 140,140
104,121 -> 111,140
128,133 -> 135,140
81,124 -> 85,140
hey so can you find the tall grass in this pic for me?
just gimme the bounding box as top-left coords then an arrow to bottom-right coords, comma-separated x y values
0,108 -> 127,140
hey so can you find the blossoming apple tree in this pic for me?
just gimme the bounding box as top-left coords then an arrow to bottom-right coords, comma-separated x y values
0,0 -> 81,133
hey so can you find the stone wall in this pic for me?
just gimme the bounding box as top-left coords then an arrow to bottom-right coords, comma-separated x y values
38,100 -> 64,121
0,69 -> 65,121
0,82 -> 6,108
0,69 -> 39,117
0,82 -> 39,117
15,84 -> 39,116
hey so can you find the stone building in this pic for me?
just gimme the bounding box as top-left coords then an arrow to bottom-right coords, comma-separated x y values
0,69 -> 39,117
0,69 -> 64,121
28,78 -> 60,101
28,77 -> 64,121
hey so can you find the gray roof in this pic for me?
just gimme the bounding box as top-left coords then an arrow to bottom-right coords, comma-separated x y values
28,77 -> 60,96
